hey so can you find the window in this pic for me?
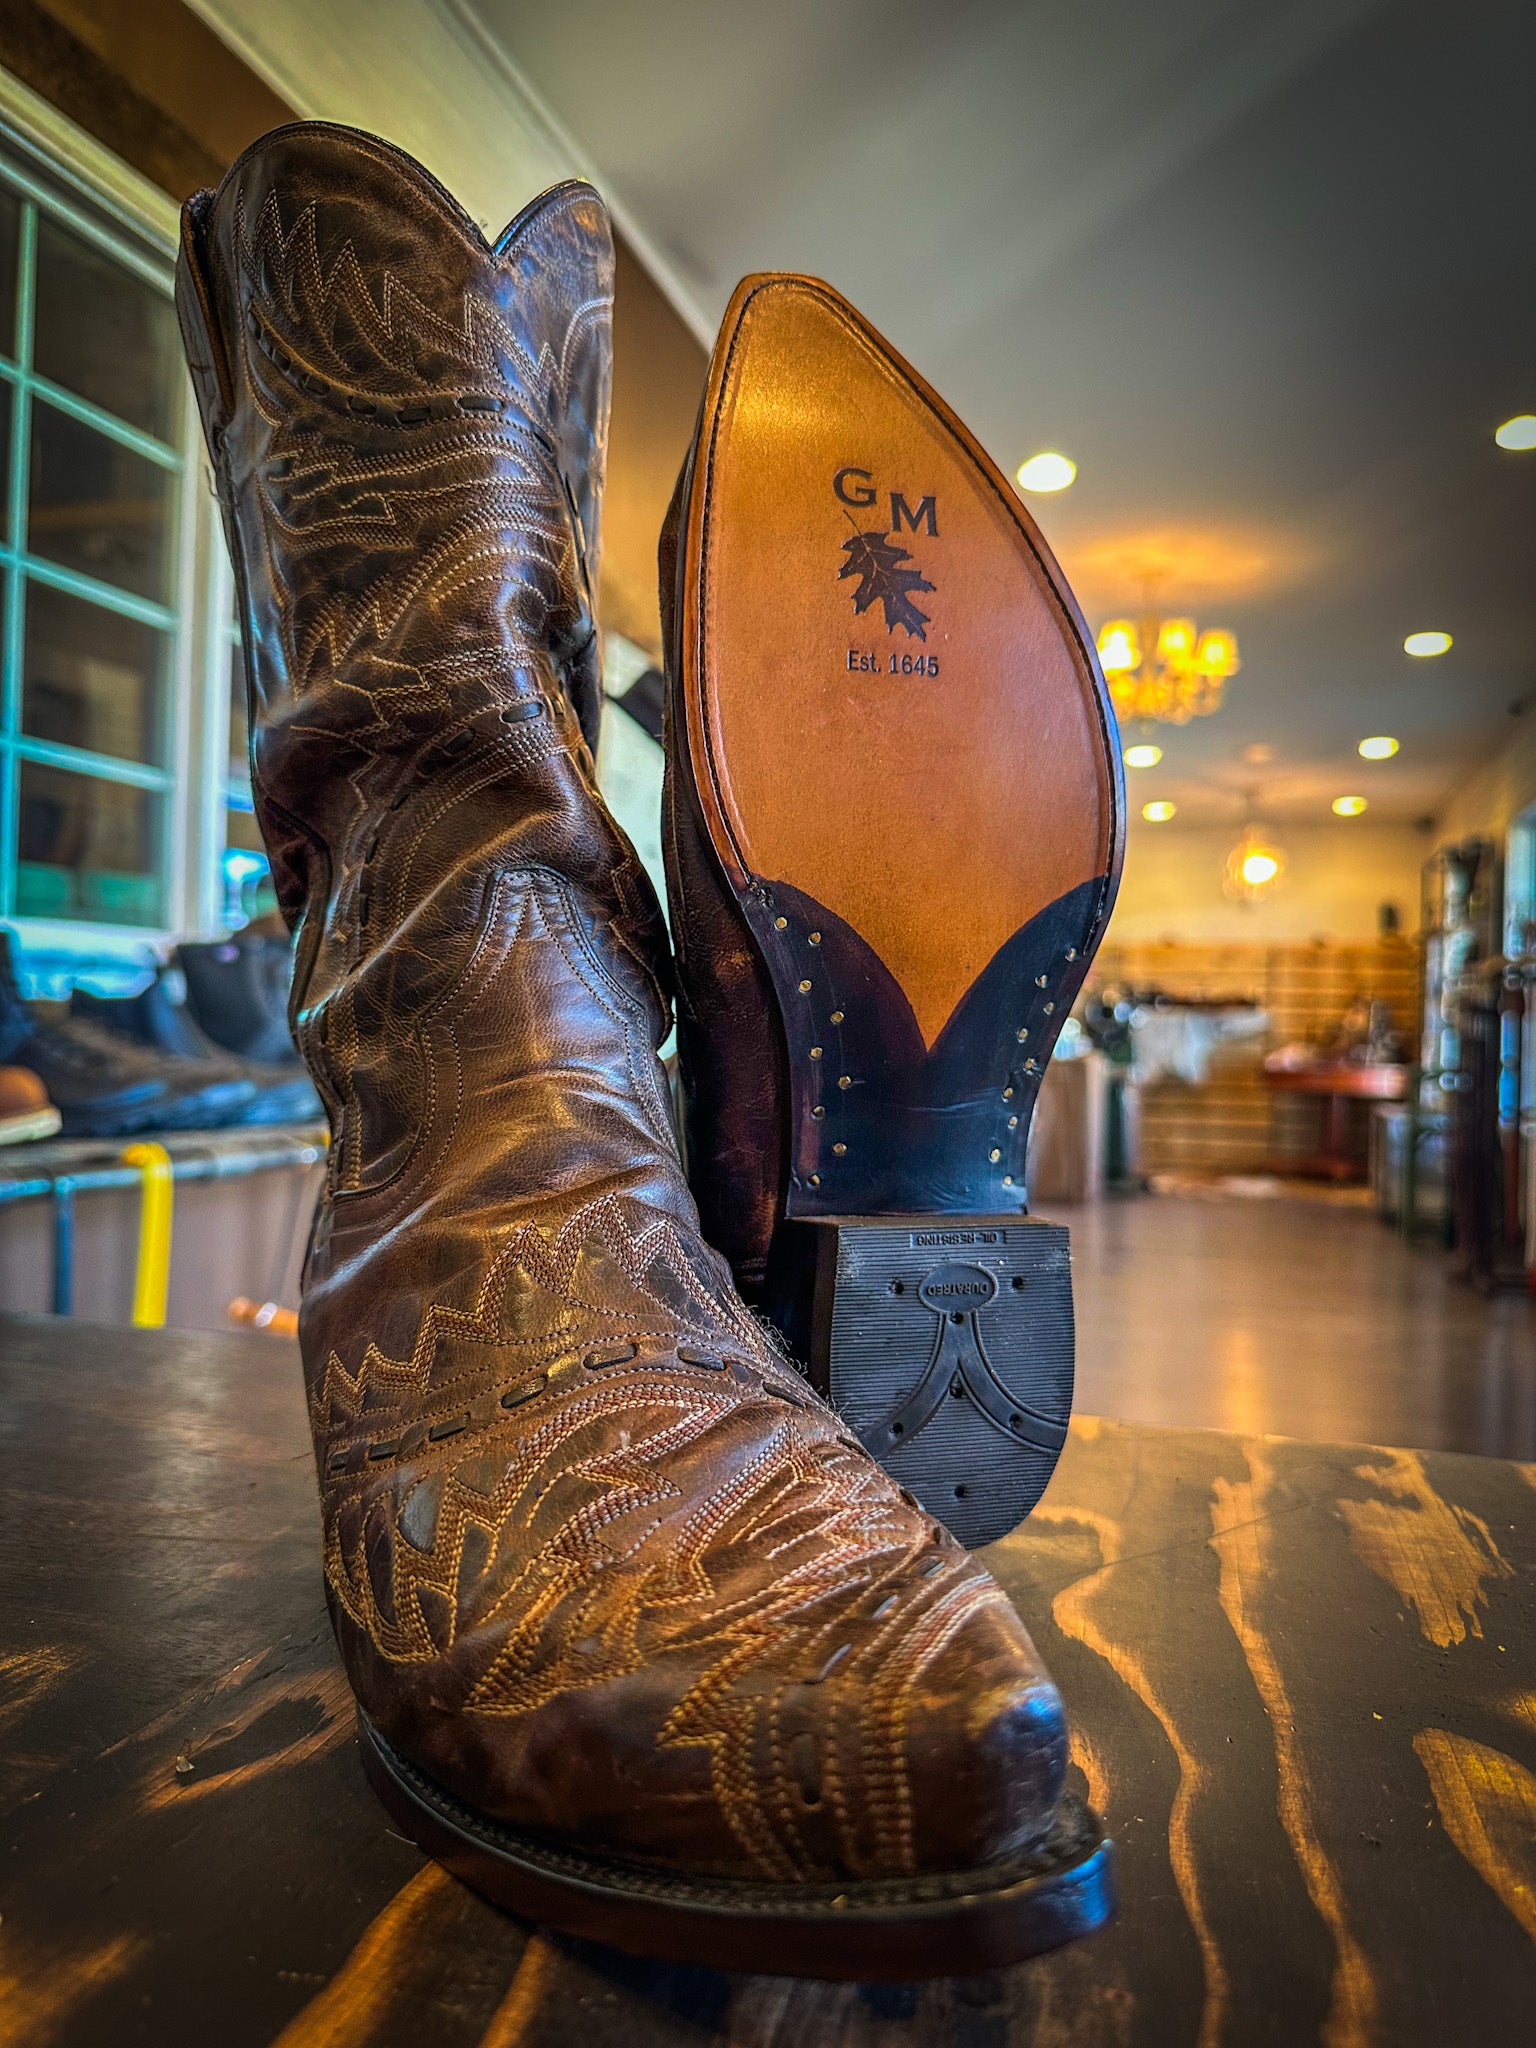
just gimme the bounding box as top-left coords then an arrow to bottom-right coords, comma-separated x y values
0,70 -> 233,989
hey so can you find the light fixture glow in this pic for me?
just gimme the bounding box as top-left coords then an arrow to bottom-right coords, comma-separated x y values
1142,800 -> 1177,823
1124,743 -> 1163,768
1154,616 -> 1198,665
1224,821 -> 1286,903
1358,735 -> 1399,760
1193,627 -> 1240,677
1332,795 -> 1368,817
1015,451 -> 1077,493
1096,620 -> 1140,674
1404,631 -> 1452,658
1097,610 -> 1239,724
1495,414 -> 1536,451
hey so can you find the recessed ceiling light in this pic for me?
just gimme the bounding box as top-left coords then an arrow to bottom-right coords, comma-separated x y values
1332,795 -> 1368,816
1358,735 -> 1399,760
1404,631 -> 1452,657
1124,743 -> 1162,768
1142,800 -> 1176,823
1495,414 -> 1536,451
1015,451 -> 1076,493
1241,851 -> 1281,887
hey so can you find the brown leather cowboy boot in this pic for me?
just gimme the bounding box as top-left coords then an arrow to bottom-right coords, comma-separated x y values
176,123 -> 1111,1976
662,276 -> 1124,1549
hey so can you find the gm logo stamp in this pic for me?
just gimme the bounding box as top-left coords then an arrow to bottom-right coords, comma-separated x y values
834,466 -> 939,654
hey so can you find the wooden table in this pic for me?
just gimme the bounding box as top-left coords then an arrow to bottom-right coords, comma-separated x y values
1262,1062 -> 1410,1182
2,1313 -> 1534,2045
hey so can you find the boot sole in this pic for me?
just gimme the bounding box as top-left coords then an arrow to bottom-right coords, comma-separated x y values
0,1107 -> 61,1144
674,276 -> 1123,1545
358,1712 -> 1113,1979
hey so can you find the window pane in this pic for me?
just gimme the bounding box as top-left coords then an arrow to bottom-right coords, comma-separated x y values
0,382 -> 13,541
0,189 -> 19,361
22,580 -> 169,765
16,761 -> 163,926
33,216 -> 180,439
29,400 -> 175,603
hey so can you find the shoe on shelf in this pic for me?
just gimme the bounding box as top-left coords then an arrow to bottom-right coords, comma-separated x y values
0,932 -> 256,1137
175,122 -> 1111,1977
73,972 -> 321,1125
177,934 -> 301,1067
661,276 -> 1123,1548
0,1065 -> 61,1145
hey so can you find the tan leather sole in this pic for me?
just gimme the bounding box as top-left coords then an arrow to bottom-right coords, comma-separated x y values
678,274 -> 1122,1185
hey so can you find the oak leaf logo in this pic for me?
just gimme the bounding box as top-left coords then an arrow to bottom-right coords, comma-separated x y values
839,529 -> 934,640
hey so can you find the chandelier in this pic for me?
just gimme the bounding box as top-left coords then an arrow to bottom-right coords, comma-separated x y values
1096,613 -> 1240,725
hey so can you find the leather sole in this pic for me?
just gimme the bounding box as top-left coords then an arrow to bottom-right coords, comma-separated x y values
358,1712 -> 1114,1979
674,275 -> 1123,1542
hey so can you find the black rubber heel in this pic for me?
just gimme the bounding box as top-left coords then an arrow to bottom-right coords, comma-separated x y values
765,1214 -> 1073,1548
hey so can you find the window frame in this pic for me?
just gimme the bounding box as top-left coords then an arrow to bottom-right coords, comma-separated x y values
0,64 -> 232,973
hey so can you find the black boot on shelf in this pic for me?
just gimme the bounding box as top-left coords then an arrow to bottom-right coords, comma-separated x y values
0,932 -> 255,1138
176,936 -> 300,1067
73,974 -> 320,1125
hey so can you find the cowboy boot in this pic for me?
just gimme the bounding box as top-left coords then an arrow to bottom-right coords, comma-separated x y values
176,123 -> 1111,1976
662,277 -> 1124,1549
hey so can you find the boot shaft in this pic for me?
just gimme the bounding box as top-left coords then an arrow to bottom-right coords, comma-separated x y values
176,124 -> 678,1271
177,128 -> 623,914
179,125 -> 610,771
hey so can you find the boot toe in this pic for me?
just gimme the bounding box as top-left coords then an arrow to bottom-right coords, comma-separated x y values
898,1594 -> 1069,1874
328,1374 -> 1071,1890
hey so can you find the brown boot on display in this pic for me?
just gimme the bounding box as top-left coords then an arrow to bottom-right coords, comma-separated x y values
662,277 -> 1123,1549
176,123 -> 1110,1976
0,1064 -> 60,1144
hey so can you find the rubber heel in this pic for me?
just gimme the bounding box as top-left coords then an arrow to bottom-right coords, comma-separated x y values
765,1214 -> 1074,1548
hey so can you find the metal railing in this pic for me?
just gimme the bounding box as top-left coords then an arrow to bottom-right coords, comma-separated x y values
0,1124 -> 327,1322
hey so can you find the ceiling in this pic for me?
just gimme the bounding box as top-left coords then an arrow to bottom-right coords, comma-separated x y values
464,0 -> 1536,825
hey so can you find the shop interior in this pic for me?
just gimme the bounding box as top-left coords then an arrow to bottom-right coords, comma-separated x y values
0,2 -> 1532,2041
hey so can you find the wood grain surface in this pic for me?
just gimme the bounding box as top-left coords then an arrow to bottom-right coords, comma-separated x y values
1,1312 -> 1533,2045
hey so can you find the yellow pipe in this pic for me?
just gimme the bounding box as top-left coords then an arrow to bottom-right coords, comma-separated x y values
122,1142 -> 174,1328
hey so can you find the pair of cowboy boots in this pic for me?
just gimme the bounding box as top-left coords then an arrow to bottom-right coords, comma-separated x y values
176,122 -> 1122,1979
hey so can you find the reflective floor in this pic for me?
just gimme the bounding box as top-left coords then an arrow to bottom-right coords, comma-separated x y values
1043,1191 -> 1536,1458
